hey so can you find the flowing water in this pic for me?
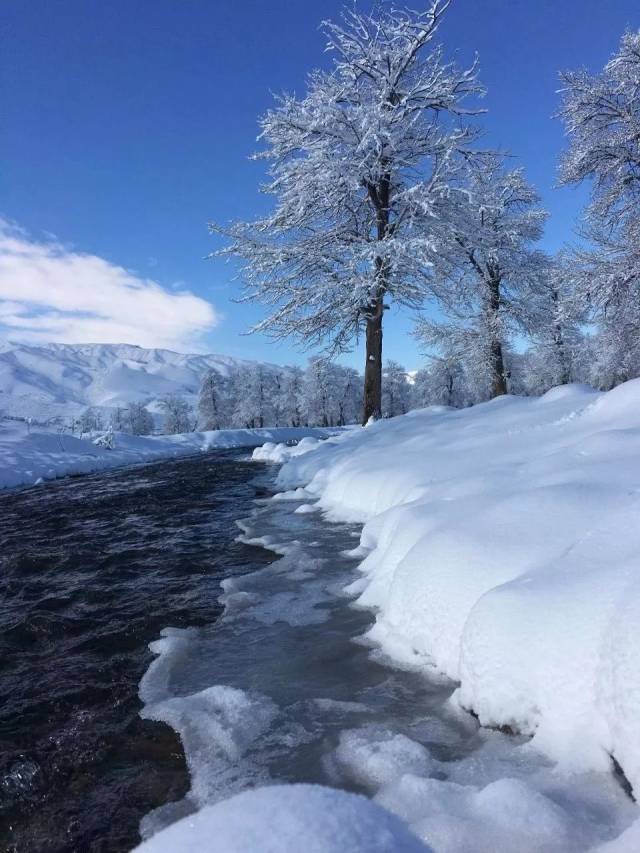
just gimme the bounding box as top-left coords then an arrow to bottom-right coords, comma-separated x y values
1,451 -> 633,852
0,453 -> 275,852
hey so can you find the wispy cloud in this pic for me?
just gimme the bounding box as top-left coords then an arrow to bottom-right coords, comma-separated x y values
0,220 -> 219,351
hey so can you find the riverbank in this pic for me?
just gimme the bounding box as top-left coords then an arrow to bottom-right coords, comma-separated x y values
0,422 -> 336,490
247,380 -> 640,850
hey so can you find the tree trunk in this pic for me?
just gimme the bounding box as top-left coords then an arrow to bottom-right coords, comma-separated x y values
362,172 -> 390,425
488,273 -> 508,398
362,295 -> 383,423
551,288 -> 570,385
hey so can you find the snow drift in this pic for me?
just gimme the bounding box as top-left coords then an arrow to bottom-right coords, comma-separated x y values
263,381 -> 640,796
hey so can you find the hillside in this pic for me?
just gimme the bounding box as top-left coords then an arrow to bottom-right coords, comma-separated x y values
0,342 -> 263,424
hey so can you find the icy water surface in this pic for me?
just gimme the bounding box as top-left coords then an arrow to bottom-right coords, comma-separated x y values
139,489 -> 473,838
0,452 -> 275,852
139,471 -> 637,852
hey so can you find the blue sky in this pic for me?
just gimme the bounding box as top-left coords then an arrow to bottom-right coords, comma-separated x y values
2,0 -> 638,369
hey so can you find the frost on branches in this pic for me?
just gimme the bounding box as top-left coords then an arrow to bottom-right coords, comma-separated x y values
417,153 -> 548,398
558,30 -> 640,382
212,1 -> 481,424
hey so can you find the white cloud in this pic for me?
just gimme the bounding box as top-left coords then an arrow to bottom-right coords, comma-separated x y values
0,220 -> 219,351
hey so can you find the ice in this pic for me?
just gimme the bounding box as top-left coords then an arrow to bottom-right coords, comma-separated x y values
133,784 -> 431,853
141,685 -> 278,807
326,726 -> 433,791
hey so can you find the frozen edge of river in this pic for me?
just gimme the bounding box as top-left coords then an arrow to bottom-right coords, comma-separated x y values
135,453 -> 640,853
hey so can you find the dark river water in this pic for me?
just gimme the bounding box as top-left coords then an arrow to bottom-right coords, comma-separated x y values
0,452 -> 275,853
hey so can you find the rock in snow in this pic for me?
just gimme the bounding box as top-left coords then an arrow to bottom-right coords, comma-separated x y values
132,784 -> 430,853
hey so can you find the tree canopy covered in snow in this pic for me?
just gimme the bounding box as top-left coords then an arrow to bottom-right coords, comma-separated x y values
557,30 -> 640,388
416,153 -> 548,397
212,0 -> 482,422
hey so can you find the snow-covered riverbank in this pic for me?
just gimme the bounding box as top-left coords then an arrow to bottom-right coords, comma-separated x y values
251,380 -> 640,850
0,422 -> 336,490
136,381 -> 640,853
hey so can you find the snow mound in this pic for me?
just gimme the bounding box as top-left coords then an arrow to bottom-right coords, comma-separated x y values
252,435 -> 323,463
537,382 -> 594,403
377,775 -> 577,853
132,784 -> 430,853
274,380 -> 640,794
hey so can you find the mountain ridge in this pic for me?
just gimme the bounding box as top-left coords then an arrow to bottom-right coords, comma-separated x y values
0,341 -> 273,423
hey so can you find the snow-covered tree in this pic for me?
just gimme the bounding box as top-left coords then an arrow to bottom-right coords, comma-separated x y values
124,401 -> 154,435
110,406 -> 125,432
303,359 -> 334,427
558,31 -> 640,384
160,395 -> 193,434
411,354 -> 472,408
212,1 -> 481,423
78,407 -> 102,434
419,153 -> 547,398
381,361 -> 411,417
198,369 -> 231,430
333,364 -> 361,426
519,254 -> 585,391
232,364 -> 276,428
558,31 -> 640,236
277,366 -> 305,427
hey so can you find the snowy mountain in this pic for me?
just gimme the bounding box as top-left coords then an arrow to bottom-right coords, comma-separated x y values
0,342 -> 263,423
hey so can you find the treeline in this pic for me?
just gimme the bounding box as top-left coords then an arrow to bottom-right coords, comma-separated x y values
73,323 -> 634,439
196,360 -> 361,430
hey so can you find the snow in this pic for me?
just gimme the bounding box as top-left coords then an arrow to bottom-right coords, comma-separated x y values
326,726 -> 433,790
141,682 -> 279,806
132,784 -> 430,853
0,421 -> 336,490
0,341 -> 269,423
266,380 -> 640,806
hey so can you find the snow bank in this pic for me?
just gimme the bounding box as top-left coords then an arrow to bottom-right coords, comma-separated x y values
0,422 -> 336,490
132,784 -> 430,853
273,381 -> 640,795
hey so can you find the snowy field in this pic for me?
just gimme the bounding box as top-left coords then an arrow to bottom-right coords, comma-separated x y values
0,422 -> 336,490
137,380 -> 640,852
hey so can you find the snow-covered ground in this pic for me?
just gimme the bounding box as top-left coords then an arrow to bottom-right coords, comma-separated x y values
0,341 -> 263,423
0,421 -> 335,490
249,381 -> 640,850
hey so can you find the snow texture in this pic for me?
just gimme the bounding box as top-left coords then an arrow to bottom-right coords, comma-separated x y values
132,784 -> 430,853
268,380 -> 640,800
0,421 -> 335,490
0,341 -> 267,422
